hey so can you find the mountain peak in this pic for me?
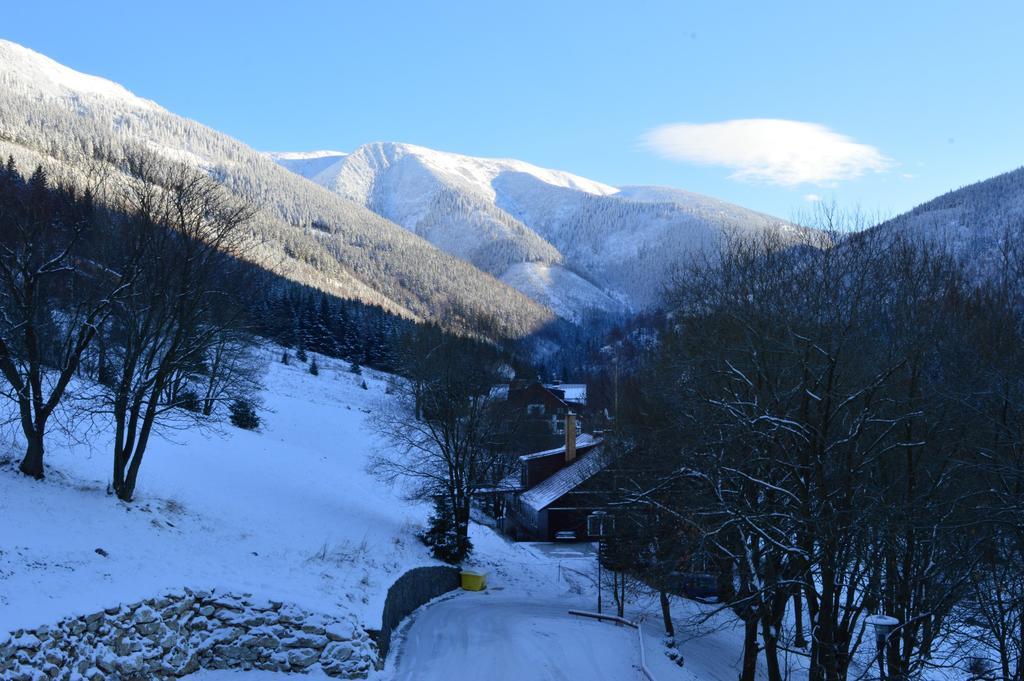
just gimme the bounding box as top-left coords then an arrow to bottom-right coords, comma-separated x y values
0,39 -> 158,110
342,141 -> 621,198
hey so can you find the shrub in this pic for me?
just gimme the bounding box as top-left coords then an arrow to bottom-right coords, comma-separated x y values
309,358 -> 319,376
177,389 -> 200,413
229,399 -> 260,430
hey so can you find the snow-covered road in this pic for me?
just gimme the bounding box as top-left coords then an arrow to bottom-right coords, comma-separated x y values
387,590 -> 645,681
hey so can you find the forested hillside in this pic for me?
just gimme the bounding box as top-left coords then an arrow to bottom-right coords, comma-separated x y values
871,164 -> 1024,278
0,39 -> 553,340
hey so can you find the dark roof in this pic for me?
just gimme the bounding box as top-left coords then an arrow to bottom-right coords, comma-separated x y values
478,435 -> 604,495
520,446 -> 611,512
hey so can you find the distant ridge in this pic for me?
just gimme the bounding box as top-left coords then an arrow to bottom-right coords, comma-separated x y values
272,141 -> 794,318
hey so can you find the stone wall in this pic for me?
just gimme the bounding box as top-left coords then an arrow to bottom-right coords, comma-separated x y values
0,589 -> 375,681
375,565 -> 461,661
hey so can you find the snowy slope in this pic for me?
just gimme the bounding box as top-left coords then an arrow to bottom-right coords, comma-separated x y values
271,142 -> 793,313
267,150 -> 349,180
0,354 -> 435,634
0,40 -> 553,339
500,262 -> 626,323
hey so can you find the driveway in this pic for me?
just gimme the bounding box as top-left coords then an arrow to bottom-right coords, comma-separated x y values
387,590 -> 644,681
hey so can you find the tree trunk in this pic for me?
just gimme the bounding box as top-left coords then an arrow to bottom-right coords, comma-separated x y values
609,570 -> 626,618
454,497 -> 471,558
740,615 -> 759,681
793,588 -> 807,647
761,619 -> 783,681
659,590 -> 675,639
19,430 -> 44,479
116,454 -> 141,501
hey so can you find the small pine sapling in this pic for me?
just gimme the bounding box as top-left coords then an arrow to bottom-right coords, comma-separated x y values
229,399 -> 260,430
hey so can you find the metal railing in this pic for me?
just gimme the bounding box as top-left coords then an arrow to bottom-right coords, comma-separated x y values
568,609 -> 659,681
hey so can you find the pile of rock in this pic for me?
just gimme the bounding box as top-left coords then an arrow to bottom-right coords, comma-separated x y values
0,589 -> 376,680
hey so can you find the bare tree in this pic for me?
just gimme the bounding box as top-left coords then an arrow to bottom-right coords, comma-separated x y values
369,326 -> 504,561
618,206 -> 1005,681
0,160 -> 133,478
104,154 -> 255,501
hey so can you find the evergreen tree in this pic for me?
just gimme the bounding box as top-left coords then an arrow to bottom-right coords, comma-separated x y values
309,357 -> 319,376
281,350 -> 290,365
349,360 -> 361,375
421,495 -> 470,563
296,346 -> 308,363
229,399 -> 260,430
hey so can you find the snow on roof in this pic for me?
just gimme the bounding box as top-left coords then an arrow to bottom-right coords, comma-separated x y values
480,471 -> 524,495
489,384 -> 510,400
520,446 -> 611,513
546,383 -> 587,404
519,434 -> 601,461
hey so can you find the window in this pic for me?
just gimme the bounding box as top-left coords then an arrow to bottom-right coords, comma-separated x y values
527,403 -> 545,416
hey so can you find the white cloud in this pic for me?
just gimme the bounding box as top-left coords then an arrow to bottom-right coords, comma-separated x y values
642,119 -> 893,186
803,193 -> 822,202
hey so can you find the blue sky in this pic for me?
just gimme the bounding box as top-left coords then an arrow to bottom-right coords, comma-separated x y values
5,1 -> 1023,219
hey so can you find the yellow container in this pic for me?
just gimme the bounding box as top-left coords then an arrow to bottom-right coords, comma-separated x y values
460,570 -> 487,591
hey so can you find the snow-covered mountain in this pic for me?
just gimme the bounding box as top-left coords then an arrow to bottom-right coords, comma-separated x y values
271,141 -> 793,316
0,37 -> 794,329
0,39 -> 552,338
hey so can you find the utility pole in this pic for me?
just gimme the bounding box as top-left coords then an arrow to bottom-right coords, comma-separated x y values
588,511 -> 613,615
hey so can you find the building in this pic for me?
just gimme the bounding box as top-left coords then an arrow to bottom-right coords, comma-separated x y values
544,382 -> 587,407
493,380 -> 587,453
485,414 -> 615,541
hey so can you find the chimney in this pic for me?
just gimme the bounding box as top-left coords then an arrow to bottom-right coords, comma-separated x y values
565,413 -> 577,463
